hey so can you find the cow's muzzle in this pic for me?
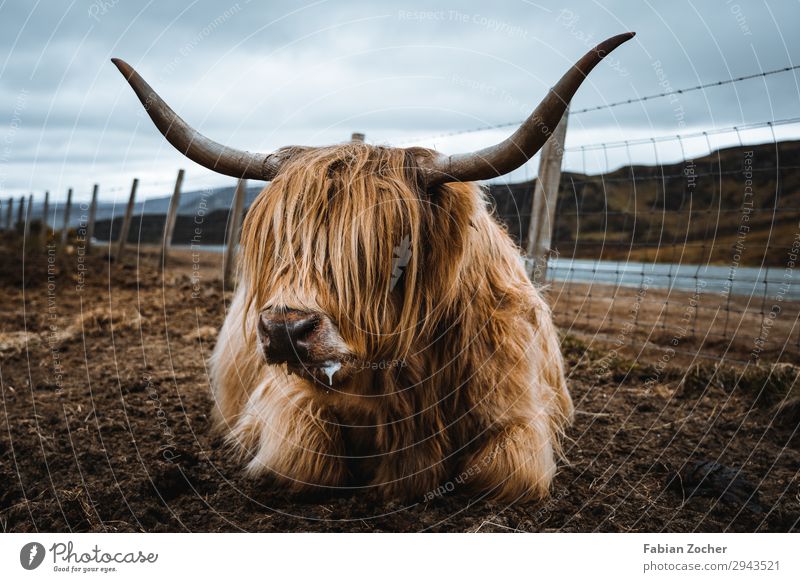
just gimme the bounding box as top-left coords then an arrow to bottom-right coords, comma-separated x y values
257,307 -> 351,386
257,307 -> 323,364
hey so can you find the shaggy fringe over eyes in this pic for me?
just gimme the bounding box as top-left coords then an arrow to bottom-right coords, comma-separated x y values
239,144 -> 475,360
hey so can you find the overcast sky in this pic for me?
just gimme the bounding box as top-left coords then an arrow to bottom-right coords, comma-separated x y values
1,0 -> 799,203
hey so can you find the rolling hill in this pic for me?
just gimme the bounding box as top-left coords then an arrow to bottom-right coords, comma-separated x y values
489,139 -> 800,266
73,139 -> 800,267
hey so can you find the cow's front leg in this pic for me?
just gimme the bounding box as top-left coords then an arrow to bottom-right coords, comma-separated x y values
230,376 -> 349,494
458,420 -> 559,502
370,435 -> 447,501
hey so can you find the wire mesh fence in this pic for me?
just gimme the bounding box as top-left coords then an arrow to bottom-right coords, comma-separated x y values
4,65 -> 799,366
492,124 -> 800,366
6,129 -> 799,366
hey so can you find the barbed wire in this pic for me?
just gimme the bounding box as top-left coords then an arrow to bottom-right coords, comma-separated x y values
490,162 -> 800,188
564,117 -> 800,152
571,64 -> 800,114
393,64 -> 800,145
507,207 -> 800,218
9,66 -> 800,199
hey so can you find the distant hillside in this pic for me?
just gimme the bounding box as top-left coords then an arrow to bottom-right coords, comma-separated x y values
83,140 -> 799,266
489,140 -> 800,266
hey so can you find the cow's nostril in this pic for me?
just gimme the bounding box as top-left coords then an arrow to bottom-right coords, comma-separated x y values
258,308 -> 320,362
288,315 -> 319,344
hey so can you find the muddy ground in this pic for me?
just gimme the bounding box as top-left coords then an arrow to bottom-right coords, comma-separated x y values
0,237 -> 798,532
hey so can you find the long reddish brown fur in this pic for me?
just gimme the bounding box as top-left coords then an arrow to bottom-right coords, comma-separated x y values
209,143 -> 573,501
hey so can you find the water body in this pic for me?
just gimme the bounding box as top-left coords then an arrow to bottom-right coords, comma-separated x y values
180,244 -> 798,301
173,244 -> 226,254
547,258 -> 799,301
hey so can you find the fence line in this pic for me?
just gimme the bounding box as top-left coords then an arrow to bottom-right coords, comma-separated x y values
86,184 -> 98,252
60,188 -> 72,246
2,59 -> 799,365
395,65 -> 800,145
160,169 -> 185,267
115,178 -> 138,262
0,170 -> 251,288
41,190 -> 50,243
223,178 -> 247,285
16,195 -> 24,231
529,116 -> 800,363
2,117 -> 798,364
563,117 -> 800,153
22,194 -> 32,243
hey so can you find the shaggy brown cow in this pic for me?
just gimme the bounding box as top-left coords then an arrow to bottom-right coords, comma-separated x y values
113,33 -> 634,501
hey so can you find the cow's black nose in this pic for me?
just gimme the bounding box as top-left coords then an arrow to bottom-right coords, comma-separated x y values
257,308 -> 320,363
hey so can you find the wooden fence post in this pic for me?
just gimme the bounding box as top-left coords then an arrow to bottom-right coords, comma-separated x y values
23,194 -> 33,244
160,169 -> 185,267
86,184 -> 98,252
223,178 -> 247,284
60,188 -> 73,246
41,190 -> 50,243
4,198 -> 12,231
525,107 -> 569,284
17,195 -> 25,232
115,178 -> 138,262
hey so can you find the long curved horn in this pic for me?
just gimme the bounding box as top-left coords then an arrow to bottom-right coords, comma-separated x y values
422,32 -> 635,185
111,58 -> 283,180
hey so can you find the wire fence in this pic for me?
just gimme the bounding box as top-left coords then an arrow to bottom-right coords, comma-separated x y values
3,64 -> 799,366
498,123 -> 800,366
396,63 -> 800,144
441,63 -> 800,367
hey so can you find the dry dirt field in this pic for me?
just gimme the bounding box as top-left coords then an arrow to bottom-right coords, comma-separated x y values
0,238 -> 798,532
546,280 -> 800,366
